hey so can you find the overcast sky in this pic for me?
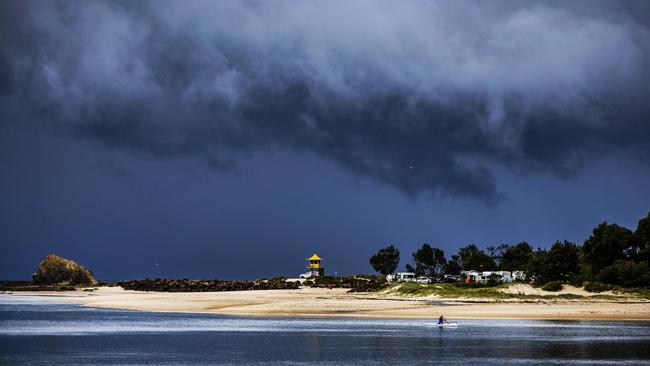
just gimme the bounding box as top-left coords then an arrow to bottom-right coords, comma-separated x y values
1,0 -> 649,280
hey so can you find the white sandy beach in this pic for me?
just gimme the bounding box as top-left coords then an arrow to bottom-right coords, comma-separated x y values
6,286 -> 650,321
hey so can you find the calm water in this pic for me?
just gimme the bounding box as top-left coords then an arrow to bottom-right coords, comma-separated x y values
1,296 -> 649,365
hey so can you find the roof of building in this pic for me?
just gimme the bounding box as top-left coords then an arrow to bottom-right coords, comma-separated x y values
307,254 -> 322,261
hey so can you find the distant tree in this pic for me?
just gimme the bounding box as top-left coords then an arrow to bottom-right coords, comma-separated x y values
634,212 -> 650,262
405,263 -> 417,274
458,244 -> 496,271
444,255 -> 462,275
487,244 -> 508,269
528,241 -> 581,284
597,260 -> 650,288
527,248 -> 550,284
583,222 -> 634,275
546,240 -> 581,282
412,243 -> 434,276
500,242 -> 534,271
412,244 -> 447,276
369,245 -> 400,275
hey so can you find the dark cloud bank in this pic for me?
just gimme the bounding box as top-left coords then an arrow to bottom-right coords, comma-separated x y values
1,0 -> 649,202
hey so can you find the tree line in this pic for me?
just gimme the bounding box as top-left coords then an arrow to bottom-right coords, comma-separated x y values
369,211 -> 650,287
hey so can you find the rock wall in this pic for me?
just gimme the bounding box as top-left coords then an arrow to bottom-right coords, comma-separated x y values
116,278 -> 300,292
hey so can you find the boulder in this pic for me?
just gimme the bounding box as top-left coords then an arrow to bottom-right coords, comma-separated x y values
32,255 -> 98,286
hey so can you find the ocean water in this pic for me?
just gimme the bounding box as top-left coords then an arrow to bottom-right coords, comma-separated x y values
1,296 -> 649,365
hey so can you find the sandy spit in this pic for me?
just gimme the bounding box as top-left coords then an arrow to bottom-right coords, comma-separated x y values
4,286 -> 650,321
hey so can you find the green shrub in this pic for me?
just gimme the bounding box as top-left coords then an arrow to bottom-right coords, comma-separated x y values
541,281 -> 563,292
583,282 -> 613,293
596,260 -> 650,288
486,273 -> 503,286
302,280 -> 314,287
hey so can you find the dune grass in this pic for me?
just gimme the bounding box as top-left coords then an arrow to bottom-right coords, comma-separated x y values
387,282 -> 510,298
386,282 -> 650,301
384,283 -> 591,300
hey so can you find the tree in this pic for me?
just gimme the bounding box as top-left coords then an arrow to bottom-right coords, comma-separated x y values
546,240 -> 581,282
597,260 -> 650,288
527,248 -> 549,284
444,255 -> 462,275
583,222 -> 634,275
432,248 -> 447,275
412,244 -> 434,275
458,244 -> 496,271
500,242 -> 533,271
369,245 -> 400,275
487,244 -> 508,269
412,244 -> 447,276
634,211 -> 650,262
528,241 -> 581,284
405,263 -> 417,274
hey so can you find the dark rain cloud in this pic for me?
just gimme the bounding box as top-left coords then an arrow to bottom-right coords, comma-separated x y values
1,0 -> 649,202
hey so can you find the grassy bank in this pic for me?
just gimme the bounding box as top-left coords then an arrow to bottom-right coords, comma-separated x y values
383,282 -> 650,301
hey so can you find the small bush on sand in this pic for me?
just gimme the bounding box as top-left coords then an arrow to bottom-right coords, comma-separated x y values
541,281 -> 563,292
583,282 -> 613,293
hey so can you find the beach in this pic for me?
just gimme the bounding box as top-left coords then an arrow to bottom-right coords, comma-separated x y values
7,286 -> 650,320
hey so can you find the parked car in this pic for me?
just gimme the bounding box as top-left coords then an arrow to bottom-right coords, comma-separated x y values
442,275 -> 459,283
415,276 -> 432,284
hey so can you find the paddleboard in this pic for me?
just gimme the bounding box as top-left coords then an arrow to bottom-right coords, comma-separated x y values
437,322 -> 458,328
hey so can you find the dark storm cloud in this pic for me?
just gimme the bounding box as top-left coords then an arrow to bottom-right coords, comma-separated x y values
1,0 -> 649,201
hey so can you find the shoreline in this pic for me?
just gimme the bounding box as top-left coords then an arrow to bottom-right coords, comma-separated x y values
3,286 -> 650,321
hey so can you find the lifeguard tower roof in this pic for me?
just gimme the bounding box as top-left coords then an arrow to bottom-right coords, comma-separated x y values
307,254 -> 322,261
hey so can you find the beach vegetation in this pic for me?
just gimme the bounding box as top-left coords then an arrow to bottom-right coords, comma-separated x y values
634,212 -> 650,262
369,211 -> 650,291
541,281 -> 563,292
494,242 -> 533,273
369,245 -> 400,275
384,282 -> 591,300
583,223 -> 634,275
410,244 -> 447,276
583,282 -> 613,293
443,255 -> 462,275
458,244 -> 496,271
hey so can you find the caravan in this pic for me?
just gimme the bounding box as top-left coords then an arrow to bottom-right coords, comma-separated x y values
462,270 -> 513,283
386,272 -> 416,282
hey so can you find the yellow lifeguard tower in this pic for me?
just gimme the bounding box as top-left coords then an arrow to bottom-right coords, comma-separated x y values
306,254 -> 325,277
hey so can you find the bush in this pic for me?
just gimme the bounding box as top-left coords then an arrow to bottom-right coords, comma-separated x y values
542,281 -> 563,292
583,282 -> 613,293
486,273 -> 503,286
302,280 -> 314,287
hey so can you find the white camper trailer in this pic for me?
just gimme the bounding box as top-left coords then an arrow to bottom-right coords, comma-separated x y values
386,272 -> 416,282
